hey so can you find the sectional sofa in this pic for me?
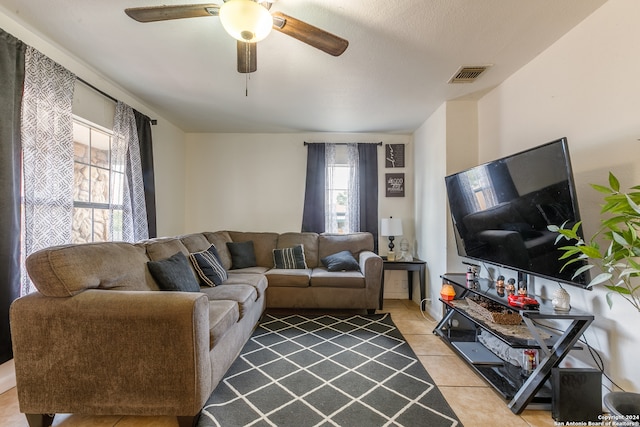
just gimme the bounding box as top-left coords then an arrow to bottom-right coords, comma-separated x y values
10,230 -> 382,427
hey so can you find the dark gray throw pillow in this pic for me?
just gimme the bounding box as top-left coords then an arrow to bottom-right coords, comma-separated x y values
147,251 -> 201,292
226,241 -> 257,269
189,244 -> 228,286
273,245 -> 307,269
321,250 -> 360,272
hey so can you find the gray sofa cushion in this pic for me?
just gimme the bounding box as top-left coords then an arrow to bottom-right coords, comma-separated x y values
26,242 -> 157,297
208,300 -> 239,349
224,272 -> 269,298
147,252 -> 201,292
199,284 -> 257,319
265,269 -> 312,287
321,250 -> 360,272
189,245 -> 228,286
273,245 -> 307,269
318,232 -> 374,260
310,269 -> 365,288
227,241 -> 258,269
277,232 -> 319,267
227,231 -> 279,267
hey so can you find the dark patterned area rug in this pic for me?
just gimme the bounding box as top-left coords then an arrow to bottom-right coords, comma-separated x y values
198,313 -> 462,427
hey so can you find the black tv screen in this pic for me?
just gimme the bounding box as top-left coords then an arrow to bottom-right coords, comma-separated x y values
445,137 -> 589,287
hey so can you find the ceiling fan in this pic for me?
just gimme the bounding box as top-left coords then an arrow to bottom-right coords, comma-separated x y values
125,0 -> 349,73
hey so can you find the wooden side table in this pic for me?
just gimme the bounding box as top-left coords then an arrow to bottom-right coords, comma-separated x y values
380,258 -> 427,310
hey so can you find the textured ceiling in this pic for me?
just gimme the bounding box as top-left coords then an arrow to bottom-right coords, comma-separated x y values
0,0 -> 607,133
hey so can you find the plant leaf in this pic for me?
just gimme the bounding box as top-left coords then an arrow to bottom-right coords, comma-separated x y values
627,194 -> 640,215
612,231 -> 629,247
604,285 -> 631,295
609,172 -> 620,192
589,272 -> 612,287
606,292 -> 614,309
592,184 -> 612,194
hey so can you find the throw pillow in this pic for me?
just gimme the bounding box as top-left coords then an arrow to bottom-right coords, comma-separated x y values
273,245 -> 307,269
189,245 -> 228,286
226,241 -> 257,269
321,250 -> 360,272
147,251 -> 201,292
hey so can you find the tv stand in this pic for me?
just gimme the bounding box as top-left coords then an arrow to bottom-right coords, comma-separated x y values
434,273 -> 594,414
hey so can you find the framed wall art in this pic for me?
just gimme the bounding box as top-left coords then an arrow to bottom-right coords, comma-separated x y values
385,144 -> 405,168
385,173 -> 405,197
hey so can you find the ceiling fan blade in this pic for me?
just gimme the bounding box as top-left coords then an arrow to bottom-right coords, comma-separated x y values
271,12 -> 348,57
237,41 -> 257,73
125,4 -> 220,23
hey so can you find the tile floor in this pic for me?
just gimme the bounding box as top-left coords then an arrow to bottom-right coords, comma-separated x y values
0,299 -> 556,427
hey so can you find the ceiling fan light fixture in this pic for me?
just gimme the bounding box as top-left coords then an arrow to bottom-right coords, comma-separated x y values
219,0 -> 273,43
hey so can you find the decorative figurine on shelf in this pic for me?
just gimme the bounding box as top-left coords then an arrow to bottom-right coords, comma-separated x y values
518,281 -> 528,296
552,286 -> 571,311
508,293 -> 540,310
506,278 -> 516,295
508,280 -> 540,310
396,238 -> 413,261
496,275 -> 505,297
440,283 -> 456,301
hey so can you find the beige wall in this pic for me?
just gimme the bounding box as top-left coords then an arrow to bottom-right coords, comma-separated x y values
413,101 -> 479,319
475,0 -> 638,392
415,0 -> 640,392
184,132 -> 415,298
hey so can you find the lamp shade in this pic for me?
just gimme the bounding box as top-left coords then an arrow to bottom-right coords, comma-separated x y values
381,218 -> 403,237
219,0 -> 273,43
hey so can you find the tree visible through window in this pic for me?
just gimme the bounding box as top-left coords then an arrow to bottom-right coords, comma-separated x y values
72,117 -> 123,243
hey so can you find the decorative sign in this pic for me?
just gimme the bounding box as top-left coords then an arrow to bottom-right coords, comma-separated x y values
385,144 -> 405,168
385,173 -> 405,197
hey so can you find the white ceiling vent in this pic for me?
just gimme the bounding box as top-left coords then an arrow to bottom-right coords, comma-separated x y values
448,65 -> 491,84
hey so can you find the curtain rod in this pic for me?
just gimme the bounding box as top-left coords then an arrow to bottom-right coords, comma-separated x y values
303,142 -> 383,146
77,77 -> 157,125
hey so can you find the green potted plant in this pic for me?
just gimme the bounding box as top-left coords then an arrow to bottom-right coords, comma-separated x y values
548,172 -> 640,312
549,172 -> 640,417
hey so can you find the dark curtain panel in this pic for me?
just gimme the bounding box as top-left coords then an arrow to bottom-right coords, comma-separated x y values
358,143 -> 379,253
134,110 -> 157,238
0,29 -> 26,364
301,143 -> 326,233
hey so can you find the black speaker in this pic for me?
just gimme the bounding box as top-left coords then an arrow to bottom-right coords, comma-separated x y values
552,368 -> 602,422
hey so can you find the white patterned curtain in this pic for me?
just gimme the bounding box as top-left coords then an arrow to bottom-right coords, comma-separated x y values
324,143 -> 337,233
21,47 -> 76,295
346,143 -> 360,233
113,102 -> 148,242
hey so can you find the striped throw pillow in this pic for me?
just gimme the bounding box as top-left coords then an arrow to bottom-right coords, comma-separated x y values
189,245 -> 228,286
273,245 -> 307,269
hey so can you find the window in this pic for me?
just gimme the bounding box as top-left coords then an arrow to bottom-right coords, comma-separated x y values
467,166 -> 498,210
326,162 -> 350,233
72,117 -> 123,243
325,145 -> 358,234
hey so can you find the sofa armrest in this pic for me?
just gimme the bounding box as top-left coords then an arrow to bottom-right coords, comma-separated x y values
10,289 -> 212,416
359,251 -> 383,309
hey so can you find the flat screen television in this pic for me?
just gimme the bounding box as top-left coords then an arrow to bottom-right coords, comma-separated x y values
444,137 -> 589,287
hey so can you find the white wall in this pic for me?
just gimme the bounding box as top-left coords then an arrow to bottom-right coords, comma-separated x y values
477,0 -> 639,392
184,132 -> 415,297
0,10 -> 187,392
414,104 -> 447,317
413,101 -> 479,319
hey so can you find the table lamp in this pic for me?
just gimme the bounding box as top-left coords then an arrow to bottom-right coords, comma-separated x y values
381,217 -> 403,260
